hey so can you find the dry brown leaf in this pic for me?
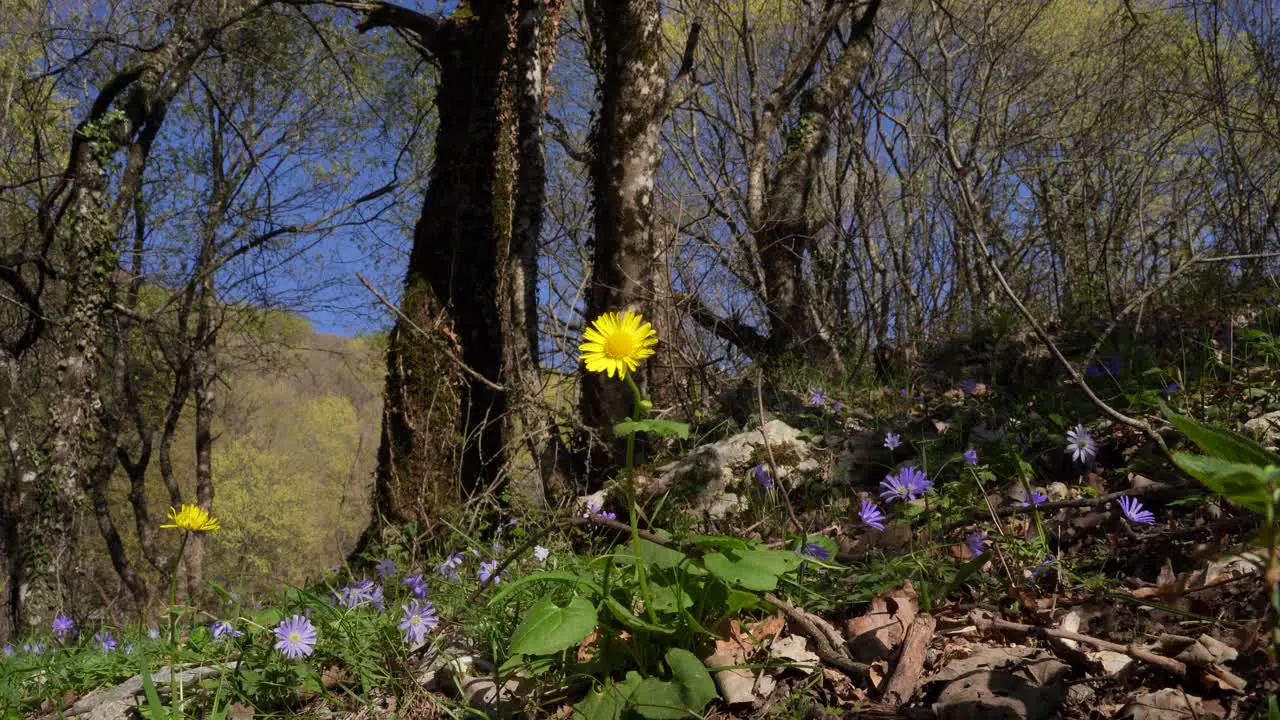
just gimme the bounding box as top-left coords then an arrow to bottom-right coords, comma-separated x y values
227,703 -> 255,720
846,581 -> 918,662
577,630 -> 599,662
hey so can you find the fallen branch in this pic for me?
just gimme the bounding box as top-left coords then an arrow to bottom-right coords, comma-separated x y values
765,592 -> 870,679
882,614 -> 935,706
971,612 -> 1247,691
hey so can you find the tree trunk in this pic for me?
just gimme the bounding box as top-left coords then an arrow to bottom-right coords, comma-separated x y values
580,0 -> 698,460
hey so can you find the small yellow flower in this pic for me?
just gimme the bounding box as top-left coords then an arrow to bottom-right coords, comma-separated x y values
160,504 -> 220,532
579,311 -> 658,379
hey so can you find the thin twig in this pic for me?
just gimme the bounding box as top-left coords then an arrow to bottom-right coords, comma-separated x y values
940,481 -> 1192,532
757,370 -> 804,535
356,273 -> 505,392
972,612 -> 1248,691
764,592 -> 870,678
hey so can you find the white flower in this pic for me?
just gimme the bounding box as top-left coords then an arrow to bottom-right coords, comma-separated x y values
533,546 -> 550,563
1065,424 -> 1096,463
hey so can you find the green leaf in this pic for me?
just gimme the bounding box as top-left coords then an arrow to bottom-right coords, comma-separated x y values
510,597 -> 598,656
573,681 -> 627,720
634,538 -> 696,571
613,419 -> 690,439
936,552 -> 989,606
1171,453 -> 1274,513
686,534 -> 751,552
139,660 -> 168,720
629,676 -> 688,719
603,597 -> 676,635
702,549 -> 800,591
666,648 -> 717,711
1163,405 -> 1280,467
648,570 -> 695,613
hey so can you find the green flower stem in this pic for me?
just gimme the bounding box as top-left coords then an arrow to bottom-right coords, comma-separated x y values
167,531 -> 190,716
624,375 -> 657,624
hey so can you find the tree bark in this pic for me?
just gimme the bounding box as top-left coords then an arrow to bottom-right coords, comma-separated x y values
580,0 -> 699,458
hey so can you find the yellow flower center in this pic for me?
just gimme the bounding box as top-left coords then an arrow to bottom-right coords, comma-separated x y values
289,631 -> 301,643
604,330 -> 637,359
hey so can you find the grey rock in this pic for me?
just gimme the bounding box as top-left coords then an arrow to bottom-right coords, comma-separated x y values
1244,410 -> 1280,447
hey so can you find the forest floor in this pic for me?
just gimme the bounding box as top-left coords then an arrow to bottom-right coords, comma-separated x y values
4,339 -> 1280,719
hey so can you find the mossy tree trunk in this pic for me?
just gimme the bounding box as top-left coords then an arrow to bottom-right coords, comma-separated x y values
340,0 -> 561,544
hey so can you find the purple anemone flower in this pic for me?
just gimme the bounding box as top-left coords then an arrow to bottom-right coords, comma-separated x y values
401,573 -> 429,598
883,432 -> 902,451
478,560 -> 501,585
963,448 -> 979,465
211,621 -> 241,640
1020,490 -> 1049,507
754,464 -> 775,490
1116,496 -> 1155,525
965,530 -> 988,557
274,615 -> 317,660
52,615 -> 75,640
879,466 -> 933,503
858,499 -> 885,531
399,600 -> 440,645
806,387 -> 827,407
95,632 -> 116,653
375,559 -> 397,577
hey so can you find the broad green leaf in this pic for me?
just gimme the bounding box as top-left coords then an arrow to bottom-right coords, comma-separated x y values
510,597 -> 598,656
702,549 -> 799,591
685,534 -> 751,551
1170,453 -> 1274,513
648,570 -> 694,613
665,648 -> 717,711
629,676 -> 688,719
634,538 -> 697,571
937,552 -> 990,606
613,419 -> 690,439
1163,406 -> 1280,467
573,681 -> 627,720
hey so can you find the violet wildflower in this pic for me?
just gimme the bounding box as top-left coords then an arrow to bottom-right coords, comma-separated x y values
965,530 -> 988,557
1020,490 -> 1048,507
1031,556 -> 1056,581
438,552 -> 464,581
274,615 -> 317,660
1,644 -> 11,656
147,628 -> 160,641
375,559 -> 397,577
95,632 -> 116,653
584,499 -> 617,521
1163,382 -> 1181,395
52,615 -> 75,640
211,621 -> 241,640
959,378 -> 977,395
883,432 -> 902,451
337,578 -> 382,609
533,545 -> 550,562
879,466 -> 933,503
801,542 -> 831,560
1065,424 -> 1096,463
478,560 -> 501,585
832,400 -> 844,414
401,573 -> 429,599
806,387 -> 827,407
858,499 -> 885,531
1116,496 -> 1155,525
963,448 -> 979,465
399,600 -> 440,645
753,464 -> 775,490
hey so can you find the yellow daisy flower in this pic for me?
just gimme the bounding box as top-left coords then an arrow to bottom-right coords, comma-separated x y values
580,311 -> 658,379
160,504 -> 220,532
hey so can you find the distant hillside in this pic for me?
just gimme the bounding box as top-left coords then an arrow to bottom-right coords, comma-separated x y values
98,314 -> 385,603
